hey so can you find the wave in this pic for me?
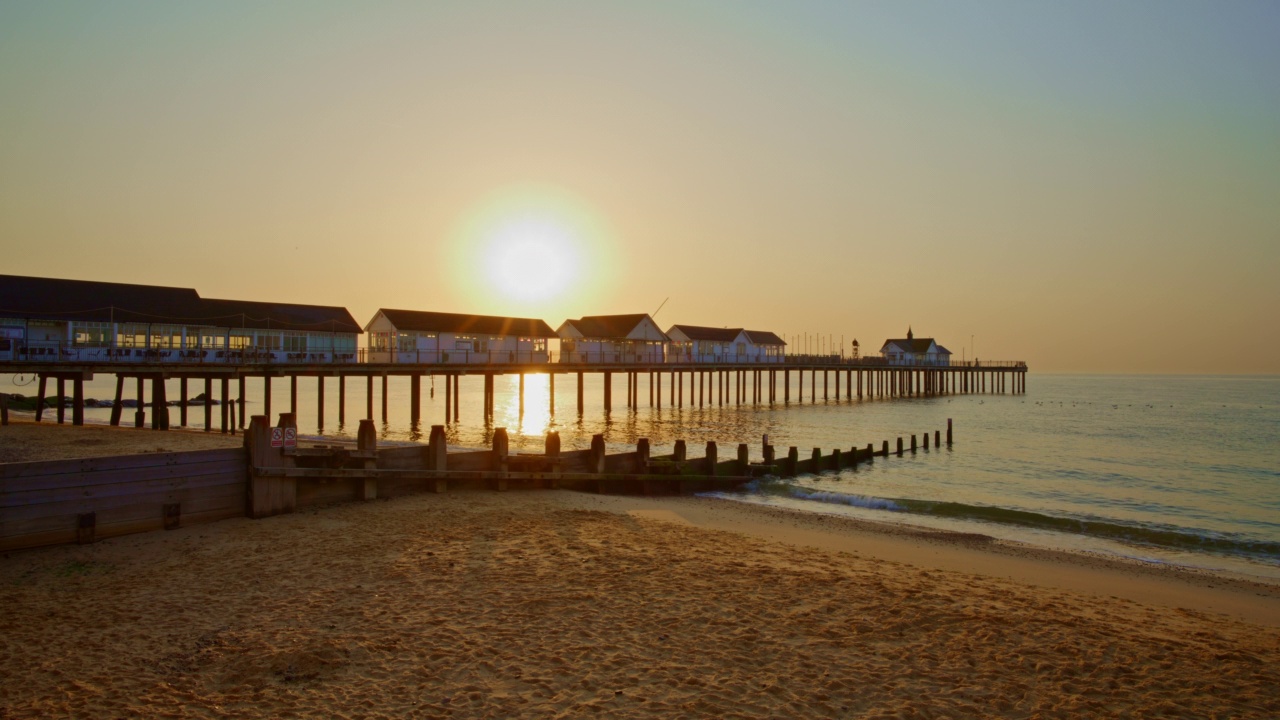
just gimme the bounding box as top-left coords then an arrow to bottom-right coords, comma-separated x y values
733,479 -> 1280,562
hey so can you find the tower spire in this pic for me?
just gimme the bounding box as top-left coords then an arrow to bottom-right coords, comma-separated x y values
907,326 -> 913,340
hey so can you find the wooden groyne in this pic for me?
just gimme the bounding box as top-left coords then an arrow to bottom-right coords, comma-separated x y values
243,414 -> 955,518
0,415 -> 956,551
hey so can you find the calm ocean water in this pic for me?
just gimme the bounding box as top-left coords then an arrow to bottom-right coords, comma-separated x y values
8,371 -> 1279,578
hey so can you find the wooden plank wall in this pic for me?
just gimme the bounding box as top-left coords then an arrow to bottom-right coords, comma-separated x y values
0,448 -> 247,551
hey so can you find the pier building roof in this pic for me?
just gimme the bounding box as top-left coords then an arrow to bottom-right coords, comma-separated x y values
369,309 -> 556,337
667,325 -> 740,342
0,274 -> 361,333
559,314 -> 671,341
667,325 -> 787,346
743,330 -> 786,346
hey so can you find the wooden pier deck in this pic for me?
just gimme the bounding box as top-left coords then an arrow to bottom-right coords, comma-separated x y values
1,357 -> 1026,432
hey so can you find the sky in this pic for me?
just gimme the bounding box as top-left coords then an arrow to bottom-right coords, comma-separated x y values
1,0 -> 1277,373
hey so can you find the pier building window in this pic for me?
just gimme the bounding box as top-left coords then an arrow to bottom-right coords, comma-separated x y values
455,335 -> 487,353
146,324 -> 183,349
397,333 -> 416,352
282,332 -> 306,352
73,322 -> 111,346
370,332 -> 391,352
116,324 -> 147,348
230,331 -> 252,350
520,337 -> 547,352
307,332 -> 338,352
256,334 -> 282,351
332,334 -> 357,353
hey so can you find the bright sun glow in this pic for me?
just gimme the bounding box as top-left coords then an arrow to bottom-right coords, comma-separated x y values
484,217 -> 579,303
447,185 -> 616,317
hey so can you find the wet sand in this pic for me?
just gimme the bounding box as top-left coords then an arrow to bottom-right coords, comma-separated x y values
2,420 -> 1279,718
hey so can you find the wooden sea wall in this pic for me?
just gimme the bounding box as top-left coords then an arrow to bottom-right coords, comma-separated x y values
2,414 -> 955,549
0,448 -> 247,551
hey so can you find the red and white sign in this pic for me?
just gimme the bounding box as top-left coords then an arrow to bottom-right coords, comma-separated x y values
270,427 -> 283,448
284,427 -> 297,448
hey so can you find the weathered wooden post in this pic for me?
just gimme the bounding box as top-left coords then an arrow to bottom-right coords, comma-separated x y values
290,375 -> 298,417
911,434 -> 917,452
56,377 -> 65,424
221,377 -> 230,433
603,371 -> 612,412
34,374 -> 47,423
246,414 -> 296,518
72,377 -> 84,426
763,444 -> 775,464
935,429 -> 941,447
383,374 -> 390,421
738,443 -> 750,475
427,425 -> 448,493
410,374 -> 421,424
238,376 -> 247,429
357,418 -> 377,455
134,376 -> 145,428
811,447 -> 822,472
947,418 -> 953,446
897,437 -> 904,456
831,448 -> 842,470
152,376 -> 169,430
705,441 -> 718,476
338,375 -> 345,426
865,443 -> 874,463
923,431 -> 930,450
492,428 -> 509,491
262,375 -> 272,421
786,446 -> 799,477
203,377 -> 213,431
545,430 -> 561,481
637,438 -> 650,473
881,440 -> 889,456
577,372 -> 585,415
590,434 -> 606,475
110,375 -> 124,426
179,377 -> 188,426
357,418 -> 377,500
674,439 -> 687,462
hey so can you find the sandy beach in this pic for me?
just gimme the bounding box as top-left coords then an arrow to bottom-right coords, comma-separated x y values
2,420 -> 1279,718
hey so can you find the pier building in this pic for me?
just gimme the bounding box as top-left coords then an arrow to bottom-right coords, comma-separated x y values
0,275 -> 359,364
363,309 -> 556,364
556,314 -> 669,364
666,325 -> 787,363
879,328 -> 952,366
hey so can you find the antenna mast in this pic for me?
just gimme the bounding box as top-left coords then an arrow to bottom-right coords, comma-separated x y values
651,297 -> 669,319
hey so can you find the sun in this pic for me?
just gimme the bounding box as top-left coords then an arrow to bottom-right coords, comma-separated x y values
447,185 -> 616,316
484,215 -> 579,303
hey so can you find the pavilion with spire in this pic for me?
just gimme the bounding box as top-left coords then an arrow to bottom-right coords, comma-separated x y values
878,327 -> 952,366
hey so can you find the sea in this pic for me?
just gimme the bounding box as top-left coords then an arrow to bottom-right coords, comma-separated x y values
6,371 -> 1279,580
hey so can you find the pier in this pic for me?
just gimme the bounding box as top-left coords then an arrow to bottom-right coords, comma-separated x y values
1,356 -> 1027,432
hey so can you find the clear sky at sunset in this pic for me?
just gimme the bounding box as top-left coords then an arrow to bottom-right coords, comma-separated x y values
2,1 -> 1276,373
